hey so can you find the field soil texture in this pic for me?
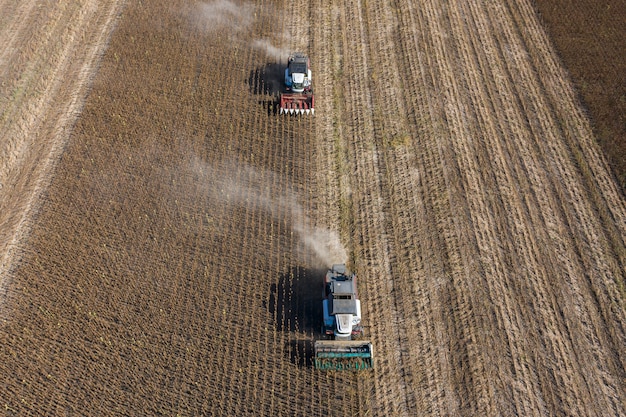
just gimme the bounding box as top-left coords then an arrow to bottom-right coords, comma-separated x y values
533,0 -> 626,189
1,0 -> 625,416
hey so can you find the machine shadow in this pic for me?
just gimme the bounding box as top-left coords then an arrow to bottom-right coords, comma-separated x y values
247,63 -> 284,115
266,266 -> 326,368
288,339 -> 314,368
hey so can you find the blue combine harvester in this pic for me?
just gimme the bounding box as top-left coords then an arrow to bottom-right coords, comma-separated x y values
314,264 -> 374,371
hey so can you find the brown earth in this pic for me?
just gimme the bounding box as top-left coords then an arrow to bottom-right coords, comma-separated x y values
533,0 -> 626,190
0,0 -> 126,299
0,0 -> 624,416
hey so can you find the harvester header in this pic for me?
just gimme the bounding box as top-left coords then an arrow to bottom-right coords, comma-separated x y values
315,340 -> 374,371
314,264 -> 374,371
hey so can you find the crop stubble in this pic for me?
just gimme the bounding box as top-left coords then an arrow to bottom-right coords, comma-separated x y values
0,0 -> 126,293
313,0 -> 625,415
0,0 -> 624,416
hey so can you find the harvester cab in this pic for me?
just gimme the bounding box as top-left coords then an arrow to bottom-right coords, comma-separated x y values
280,53 -> 314,115
314,264 -> 374,370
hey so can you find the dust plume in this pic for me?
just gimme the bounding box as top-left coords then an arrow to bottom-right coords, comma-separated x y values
251,38 -> 290,62
190,157 -> 347,266
292,216 -> 347,267
222,162 -> 346,265
192,0 -> 254,32
190,1 -> 292,61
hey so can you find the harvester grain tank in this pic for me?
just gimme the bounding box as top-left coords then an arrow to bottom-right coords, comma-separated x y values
279,53 -> 314,115
314,264 -> 374,370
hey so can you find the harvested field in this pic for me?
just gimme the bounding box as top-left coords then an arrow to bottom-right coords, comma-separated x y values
1,0 -> 625,416
0,0 -> 126,290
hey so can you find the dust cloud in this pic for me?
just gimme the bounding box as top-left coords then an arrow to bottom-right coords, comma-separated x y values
251,39 -> 290,62
191,1 -> 291,62
193,0 -> 254,32
190,157 -> 347,266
